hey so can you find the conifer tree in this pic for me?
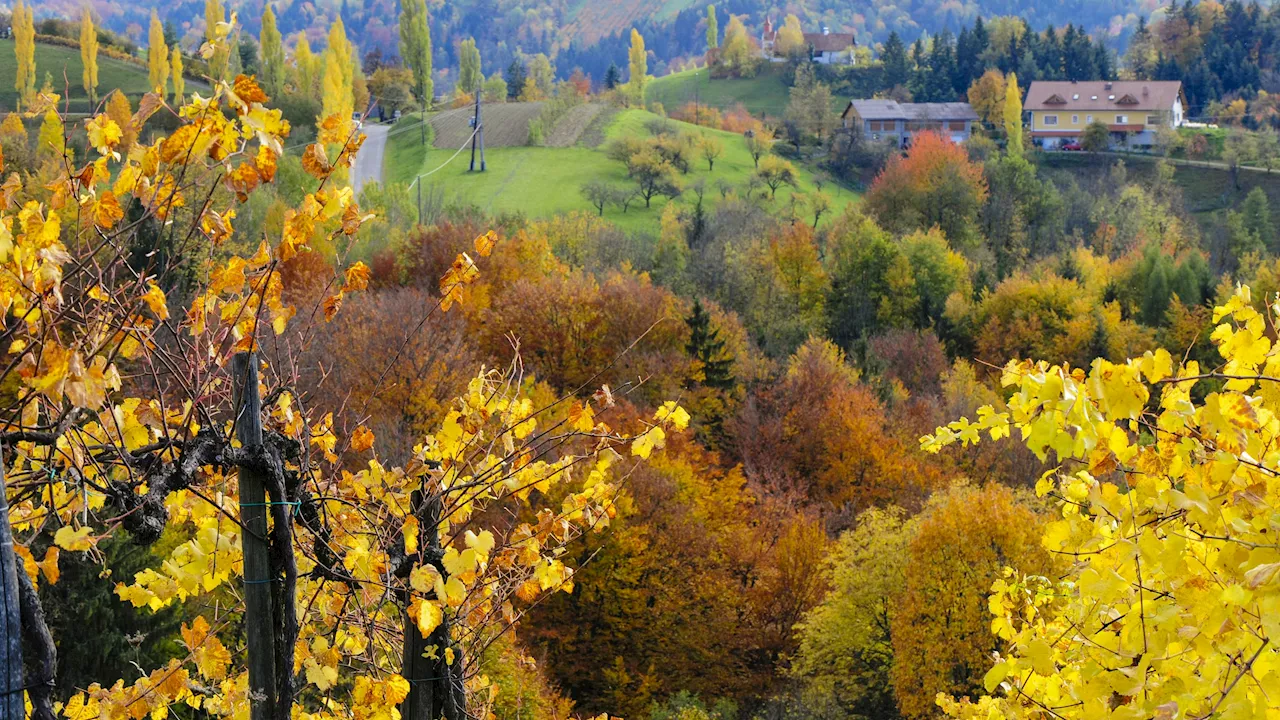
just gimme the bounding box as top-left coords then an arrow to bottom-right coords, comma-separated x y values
604,62 -> 621,90
686,300 -> 735,390
148,10 -> 170,95
80,7 -> 99,105
260,3 -> 285,95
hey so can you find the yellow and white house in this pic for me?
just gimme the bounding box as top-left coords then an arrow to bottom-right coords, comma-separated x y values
1024,80 -> 1186,149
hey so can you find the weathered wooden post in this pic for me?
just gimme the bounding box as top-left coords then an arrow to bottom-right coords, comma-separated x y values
231,352 -> 278,720
0,454 -> 24,720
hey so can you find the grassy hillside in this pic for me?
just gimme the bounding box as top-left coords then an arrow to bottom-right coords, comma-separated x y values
647,65 -> 793,120
0,39 -> 161,114
647,64 -> 848,120
384,108 -> 858,233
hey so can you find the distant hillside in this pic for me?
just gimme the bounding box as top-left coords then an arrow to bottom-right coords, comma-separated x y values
0,38 -> 161,114
51,0 -> 1156,94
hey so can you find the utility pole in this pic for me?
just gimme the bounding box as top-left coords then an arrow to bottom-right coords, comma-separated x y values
694,71 -> 700,126
469,80 -> 486,172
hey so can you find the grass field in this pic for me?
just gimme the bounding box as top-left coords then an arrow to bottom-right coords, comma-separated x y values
384,107 -> 859,233
0,38 -> 164,113
646,65 -> 849,120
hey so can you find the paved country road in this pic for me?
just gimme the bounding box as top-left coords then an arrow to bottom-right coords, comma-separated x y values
351,123 -> 389,193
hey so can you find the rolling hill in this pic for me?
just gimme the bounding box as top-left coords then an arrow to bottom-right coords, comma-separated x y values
0,38 -> 200,114
383,106 -> 857,233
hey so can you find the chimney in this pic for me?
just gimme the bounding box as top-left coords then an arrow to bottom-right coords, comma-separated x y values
823,25 -> 830,35
1143,85 -> 1149,97
1105,82 -> 1113,91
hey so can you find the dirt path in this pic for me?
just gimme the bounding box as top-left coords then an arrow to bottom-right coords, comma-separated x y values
351,123 -> 388,193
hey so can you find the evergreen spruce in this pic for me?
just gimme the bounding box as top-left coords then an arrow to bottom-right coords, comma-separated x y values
685,300 -> 735,390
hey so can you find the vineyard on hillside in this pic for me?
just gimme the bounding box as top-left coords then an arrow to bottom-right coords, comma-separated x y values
429,102 -> 545,149
428,102 -> 608,150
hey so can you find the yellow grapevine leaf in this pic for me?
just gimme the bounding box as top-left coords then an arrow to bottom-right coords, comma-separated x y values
54,526 -> 93,552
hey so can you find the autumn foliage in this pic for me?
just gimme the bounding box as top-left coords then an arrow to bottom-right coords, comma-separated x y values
864,131 -> 989,247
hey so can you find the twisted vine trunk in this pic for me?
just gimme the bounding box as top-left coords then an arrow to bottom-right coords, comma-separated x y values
400,492 -> 465,720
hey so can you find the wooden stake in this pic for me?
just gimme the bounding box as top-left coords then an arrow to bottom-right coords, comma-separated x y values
0,454 -> 24,720
232,352 -> 278,720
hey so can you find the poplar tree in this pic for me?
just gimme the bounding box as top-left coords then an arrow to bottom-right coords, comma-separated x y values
204,0 -> 229,81
399,0 -> 433,118
260,4 -> 285,96
80,6 -> 99,105
294,35 -> 318,95
148,10 -> 170,95
1004,72 -> 1023,154
629,29 -> 648,104
458,38 -> 481,95
706,5 -> 718,52
13,0 -> 35,106
170,46 -> 185,103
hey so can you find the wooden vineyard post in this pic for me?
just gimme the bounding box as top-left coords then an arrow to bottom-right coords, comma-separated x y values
231,353 -> 278,720
0,453 -> 24,720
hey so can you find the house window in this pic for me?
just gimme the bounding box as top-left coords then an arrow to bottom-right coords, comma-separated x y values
1071,115 -> 1079,124
1116,114 -> 1128,124
1146,114 -> 1161,125
1086,115 -> 1093,123
1043,115 -> 1059,126
948,121 -> 966,131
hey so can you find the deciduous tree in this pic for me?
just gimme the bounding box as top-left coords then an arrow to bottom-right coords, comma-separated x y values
260,3 -> 285,96
458,38 -> 482,95
706,5 -> 718,52
147,10 -> 170,95
170,47 -> 185,103
757,155 -> 798,199
80,7 -> 99,105
204,0 -> 230,81
12,0 -> 35,105
1003,71 -> 1022,154
628,29 -> 648,103
400,0 -> 433,129
967,68 -> 1004,128
926,286 -> 1280,720
891,483 -> 1049,719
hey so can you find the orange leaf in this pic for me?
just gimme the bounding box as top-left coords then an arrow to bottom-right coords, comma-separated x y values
351,425 -> 375,452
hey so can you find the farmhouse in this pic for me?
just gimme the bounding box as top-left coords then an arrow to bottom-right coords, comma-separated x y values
760,19 -> 856,65
841,99 -> 978,147
1024,80 -> 1186,149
